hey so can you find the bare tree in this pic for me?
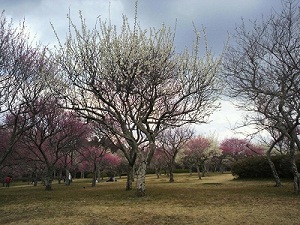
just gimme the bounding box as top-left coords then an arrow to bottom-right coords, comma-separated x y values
53,5 -> 221,196
223,0 -> 300,193
157,126 -> 194,182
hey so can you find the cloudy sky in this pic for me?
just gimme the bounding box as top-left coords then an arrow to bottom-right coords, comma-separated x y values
1,0 -> 284,141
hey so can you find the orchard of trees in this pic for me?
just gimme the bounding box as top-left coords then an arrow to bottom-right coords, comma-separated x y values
0,0 -> 300,196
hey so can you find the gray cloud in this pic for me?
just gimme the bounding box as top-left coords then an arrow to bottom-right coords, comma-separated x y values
1,0 -> 283,51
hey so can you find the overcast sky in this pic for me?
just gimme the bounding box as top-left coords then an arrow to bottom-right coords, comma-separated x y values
1,0 -> 284,141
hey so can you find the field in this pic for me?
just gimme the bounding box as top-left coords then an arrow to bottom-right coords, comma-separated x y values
0,173 -> 300,225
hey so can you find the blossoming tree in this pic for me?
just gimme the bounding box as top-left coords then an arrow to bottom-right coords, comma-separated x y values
53,4 -> 221,196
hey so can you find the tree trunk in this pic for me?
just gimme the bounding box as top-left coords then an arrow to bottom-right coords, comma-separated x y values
44,180 -> 52,190
65,169 -> 71,186
220,164 -> 225,174
58,169 -> 63,184
126,165 -> 134,190
155,168 -> 160,179
91,163 -> 97,187
290,159 -> 300,195
189,167 -> 193,175
169,163 -> 174,183
169,170 -> 174,182
201,163 -> 207,177
168,157 -> 176,182
136,160 -> 147,197
196,165 -> 201,179
132,164 -> 135,182
32,171 -> 38,186
266,150 -> 281,187
289,141 -> 300,194
44,174 -> 52,191
44,168 -> 54,191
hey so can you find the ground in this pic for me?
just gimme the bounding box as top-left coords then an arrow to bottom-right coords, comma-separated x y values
0,173 -> 299,225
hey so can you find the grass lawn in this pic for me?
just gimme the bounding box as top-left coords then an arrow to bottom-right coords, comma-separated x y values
0,173 -> 299,225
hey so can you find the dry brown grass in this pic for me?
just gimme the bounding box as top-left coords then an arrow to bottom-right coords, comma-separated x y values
0,173 -> 300,225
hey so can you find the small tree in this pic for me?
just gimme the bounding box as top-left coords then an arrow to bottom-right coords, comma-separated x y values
78,143 -> 107,187
185,136 -> 212,179
149,148 -> 168,178
157,126 -> 194,182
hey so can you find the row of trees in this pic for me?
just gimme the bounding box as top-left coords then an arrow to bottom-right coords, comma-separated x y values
150,129 -> 264,182
0,96 -> 125,190
0,7 -> 221,196
0,0 -> 299,195
1,104 -> 263,187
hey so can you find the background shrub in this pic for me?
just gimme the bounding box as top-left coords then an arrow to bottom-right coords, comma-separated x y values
231,155 -> 300,179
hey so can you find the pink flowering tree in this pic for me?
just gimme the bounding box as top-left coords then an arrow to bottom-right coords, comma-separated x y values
220,138 -> 264,163
15,98 -> 89,190
99,153 -> 122,179
184,136 -> 220,179
78,142 -> 107,187
77,136 -> 122,186
149,148 -> 168,178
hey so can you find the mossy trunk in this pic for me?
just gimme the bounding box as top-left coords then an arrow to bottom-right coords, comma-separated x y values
291,161 -> 300,195
136,160 -> 147,197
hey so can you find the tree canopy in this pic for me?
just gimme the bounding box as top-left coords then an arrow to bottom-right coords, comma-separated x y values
53,7 -> 221,196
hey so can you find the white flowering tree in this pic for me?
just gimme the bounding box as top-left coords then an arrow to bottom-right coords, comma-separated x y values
53,7 -> 221,196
